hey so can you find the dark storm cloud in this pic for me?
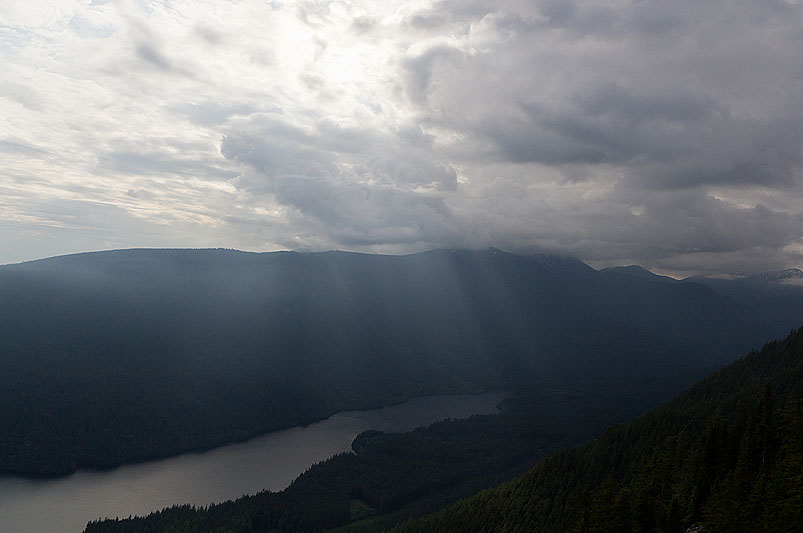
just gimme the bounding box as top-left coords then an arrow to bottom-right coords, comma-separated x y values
574,84 -> 725,124
477,116 -> 606,165
628,6 -> 682,34
607,189 -> 800,255
538,0 -> 576,27
466,84 -> 738,171
381,0 -> 803,273
421,64 -> 800,194
405,1 -> 802,173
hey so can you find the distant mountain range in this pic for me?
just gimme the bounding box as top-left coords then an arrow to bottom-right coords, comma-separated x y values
601,264 -> 679,283
1,248 -> 802,476
605,263 -> 803,284
606,263 -> 803,341
743,267 -> 803,282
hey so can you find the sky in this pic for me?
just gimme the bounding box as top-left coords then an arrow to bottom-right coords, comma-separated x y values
1,0 -> 802,276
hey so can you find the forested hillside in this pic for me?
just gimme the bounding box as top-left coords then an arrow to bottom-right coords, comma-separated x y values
1,248 -> 800,475
399,326 -> 803,532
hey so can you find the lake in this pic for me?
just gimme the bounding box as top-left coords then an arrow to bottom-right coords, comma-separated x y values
0,391 -> 508,533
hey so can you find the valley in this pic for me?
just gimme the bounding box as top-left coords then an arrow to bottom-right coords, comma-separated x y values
1,248 -> 801,531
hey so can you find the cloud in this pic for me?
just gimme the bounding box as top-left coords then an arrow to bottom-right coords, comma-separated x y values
402,44 -> 471,111
170,101 -> 271,127
135,42 -> 173,71
0,81 -> 44,110
96,150 -> 238,179
408,11 -> 449,30
351,15 -> 377,34
219,111 -> 460,247
1,0 -> 803,275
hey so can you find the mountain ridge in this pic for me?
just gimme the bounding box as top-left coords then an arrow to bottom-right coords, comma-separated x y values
0,248 -> 799,476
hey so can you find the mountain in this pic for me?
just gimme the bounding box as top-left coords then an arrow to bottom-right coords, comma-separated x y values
600,265 -> 678,284
746,268 -> 803,283
0,248 -> 795,475
687,268 -> 803,341
398,326 -> 803,532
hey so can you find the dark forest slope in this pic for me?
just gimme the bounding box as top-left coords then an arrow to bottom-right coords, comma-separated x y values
399,326 -> 803,533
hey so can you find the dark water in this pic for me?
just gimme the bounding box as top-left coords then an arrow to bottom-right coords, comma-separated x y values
0,392 -> 508,533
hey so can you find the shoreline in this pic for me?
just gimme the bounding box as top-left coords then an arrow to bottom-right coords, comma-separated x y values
0,389 -> 509,482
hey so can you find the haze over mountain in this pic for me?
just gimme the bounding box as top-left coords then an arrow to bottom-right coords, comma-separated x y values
2,247 -> 801,477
